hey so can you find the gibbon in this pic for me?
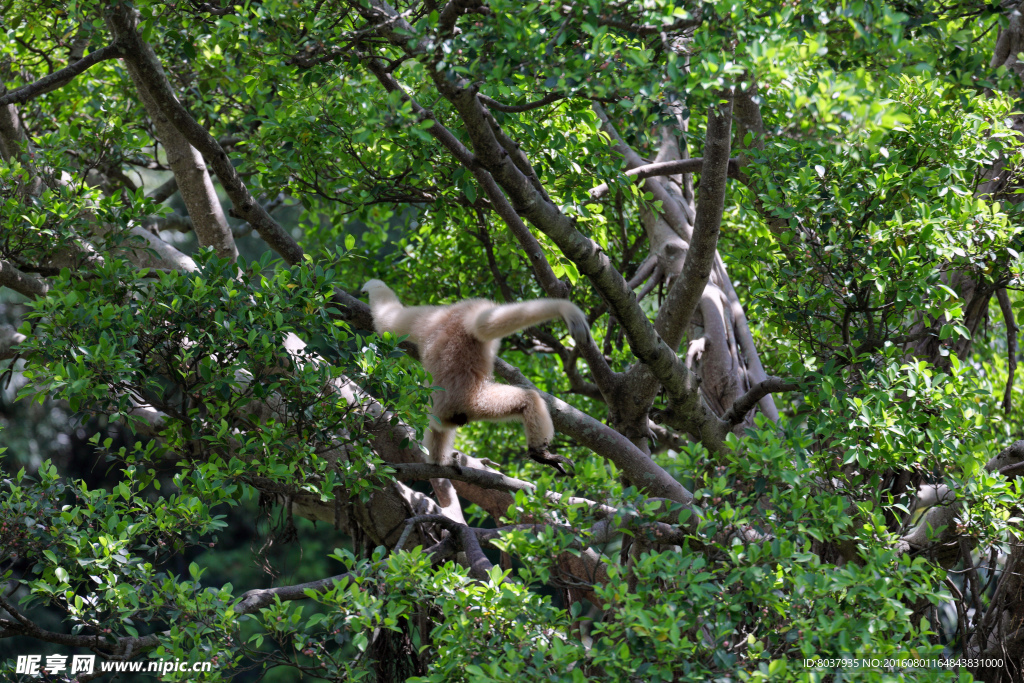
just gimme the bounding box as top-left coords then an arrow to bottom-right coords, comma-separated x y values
361,279 -> 589,476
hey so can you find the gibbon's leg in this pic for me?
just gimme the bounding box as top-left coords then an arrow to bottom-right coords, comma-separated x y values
423,426 -> 456,466
472,300 -> 589,343
470,382 -> 575,476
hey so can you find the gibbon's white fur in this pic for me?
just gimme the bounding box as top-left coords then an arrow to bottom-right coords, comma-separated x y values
361,279 -> 589,475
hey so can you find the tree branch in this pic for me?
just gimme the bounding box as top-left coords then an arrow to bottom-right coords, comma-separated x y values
594,104 -> 695,240
0,324 -> 26,360
361,55 -> 569,298
478,92 -> 565,113
146,175 -> 178,203
399,515 -> 494,579
493,357 -> 694,506
112,13 -> 237,259
0,45 -> 123,107
234,572 -> 357,613
0,592 -> 142,653
598,15 -> 700,35
390,462 -> 534,493
437,0 -> 488,36
193,1 -> 236,16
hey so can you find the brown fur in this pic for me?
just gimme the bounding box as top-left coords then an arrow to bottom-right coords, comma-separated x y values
361,280 -> 587,475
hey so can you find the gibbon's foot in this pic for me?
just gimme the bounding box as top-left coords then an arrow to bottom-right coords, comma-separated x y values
527,446 -> 575,477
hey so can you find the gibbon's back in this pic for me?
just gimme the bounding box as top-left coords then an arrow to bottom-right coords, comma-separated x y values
417,301 -> 498,389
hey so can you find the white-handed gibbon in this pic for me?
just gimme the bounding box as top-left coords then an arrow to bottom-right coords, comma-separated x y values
361,279 -> 589,476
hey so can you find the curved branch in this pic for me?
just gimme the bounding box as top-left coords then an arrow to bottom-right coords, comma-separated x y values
235,572 -> 357,613
400,515 -> 494,579
437,0 -> 488,36
721,377 -> 798,427
589,157 -> 742,200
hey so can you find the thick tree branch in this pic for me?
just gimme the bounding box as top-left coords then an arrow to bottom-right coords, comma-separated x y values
437,0 -> 488,36
390,462 -> 535,494
0,259 -> 49,297
0,45 -> 123,107
597,103 -> 767,441
0,324 -> 26,360
117,48 -> 237,260
399,515 -> 494,579
483,105 -> 552,203
146,175 -> 178,203
0,102 -> 44,195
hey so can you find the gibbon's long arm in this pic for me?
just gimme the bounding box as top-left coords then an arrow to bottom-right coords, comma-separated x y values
472,300 -> 588,342
361,279 -> 438,343
374,304 -> 440,342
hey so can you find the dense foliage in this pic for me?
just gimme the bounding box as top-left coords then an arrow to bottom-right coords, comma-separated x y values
1,1 -> 1023,682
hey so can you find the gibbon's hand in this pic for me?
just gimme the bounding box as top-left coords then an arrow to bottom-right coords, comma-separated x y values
360,279 -> 387,295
